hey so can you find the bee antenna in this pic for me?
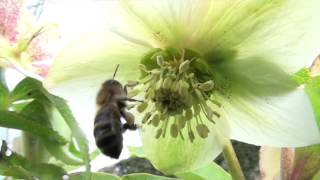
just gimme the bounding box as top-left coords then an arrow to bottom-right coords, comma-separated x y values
113,64 -> 120,80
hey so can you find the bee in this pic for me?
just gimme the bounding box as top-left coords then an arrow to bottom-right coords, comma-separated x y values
93,65 -> 140,159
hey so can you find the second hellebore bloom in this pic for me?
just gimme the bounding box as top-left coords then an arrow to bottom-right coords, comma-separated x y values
0,0 -> 58,79
45,0 -> 320,174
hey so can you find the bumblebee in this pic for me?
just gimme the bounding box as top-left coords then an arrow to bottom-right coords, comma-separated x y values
94,65 -> 139,158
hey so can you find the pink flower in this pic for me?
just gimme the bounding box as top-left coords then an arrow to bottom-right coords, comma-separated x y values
0,0 -> 59,79
0,0 -> 22,43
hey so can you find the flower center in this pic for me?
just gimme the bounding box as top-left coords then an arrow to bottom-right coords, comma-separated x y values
132,47 -> 222,142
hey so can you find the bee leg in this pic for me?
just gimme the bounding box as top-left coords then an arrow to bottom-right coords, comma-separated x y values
123,123 -> 137,131
115,96 -> 143,103
124,81 -> 139,95
120,110 -> 137,131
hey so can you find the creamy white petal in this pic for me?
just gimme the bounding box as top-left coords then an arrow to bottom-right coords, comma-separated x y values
219,88 -> 320,147
140,112 -> 228,174
119,0 -> 320,76
259,147 -> 281,180
215,0 -> 320,74
44,30 -> 150,94
116,0 -> 231,48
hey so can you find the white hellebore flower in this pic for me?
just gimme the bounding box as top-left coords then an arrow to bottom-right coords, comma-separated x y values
44,0 -> 320,174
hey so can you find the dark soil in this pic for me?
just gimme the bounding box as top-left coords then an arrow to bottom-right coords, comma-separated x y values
99,157 -> 168,177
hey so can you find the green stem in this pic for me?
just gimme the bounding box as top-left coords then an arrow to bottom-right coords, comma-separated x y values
22,132 -> 49,163
223,140 -> 245,180
0,67 -> 6,86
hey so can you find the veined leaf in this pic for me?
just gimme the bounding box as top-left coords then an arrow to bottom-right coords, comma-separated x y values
11,77 -> 48,102
47,95 -> 90,173
175,162 -> 231,180
4,166 -> 35,180
21,97 -> 82,165
0,141 -> 67,180
305,76 -> 320,128
9,78 -> 90,172
0,110 -> 66,145
69,172 -> 120,180
20,100 -> 52,127
42,140 -> 83,166
121,173 -> 179,180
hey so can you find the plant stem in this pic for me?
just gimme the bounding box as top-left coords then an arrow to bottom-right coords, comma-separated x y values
223,140 -> 245,180
22,132 -> 49,163
280,148 -> 294,180
0,67 -> 6,87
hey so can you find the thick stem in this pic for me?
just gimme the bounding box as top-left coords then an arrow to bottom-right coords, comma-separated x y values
22,132 -> 49,163
280,148 -> 295,180
223,140 -> 245,180
0,67 -> 6,87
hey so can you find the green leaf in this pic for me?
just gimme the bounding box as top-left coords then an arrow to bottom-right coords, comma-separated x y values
294,144 -> 320,180
121,173 -> 179,180
69,172 -> 120,180
11,77 -> 48,102
312,170 -> 320,180
0,141 -> 67,180
0,110 -> 67,145
127,147 -> 230,180
22,99 -> 82,165
9,77 -> 90,170
43,140 -> 83,166
47,95 -> 90,172
305,76 -> 320,128
89,148 -> 101,160
292,67 -> 312,85
0,68 -> 10,110
128,146 -> 146,158
4,166 -> 35,180
176,163 -> 231,180
20,100 -> 52,127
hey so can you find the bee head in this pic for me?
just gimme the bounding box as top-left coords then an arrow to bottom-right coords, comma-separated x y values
96,79 -> 124,106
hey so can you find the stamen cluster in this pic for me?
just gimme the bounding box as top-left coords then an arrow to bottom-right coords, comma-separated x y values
132,48 -> 222,142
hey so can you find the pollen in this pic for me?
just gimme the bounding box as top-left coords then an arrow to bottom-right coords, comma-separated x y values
133,48 -> 222,142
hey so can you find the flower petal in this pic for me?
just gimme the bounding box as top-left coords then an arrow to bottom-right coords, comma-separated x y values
259,147 -> 281,180
117,0 -> 230,48
119,0 -> 320,75
219,87 -> 320,147
205,0 -> 320,75
45,30 -> 150,94
0,0 -> 22,42
140,113 -> 228,175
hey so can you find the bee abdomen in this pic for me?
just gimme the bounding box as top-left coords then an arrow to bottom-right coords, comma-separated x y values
94,106 -> 123,159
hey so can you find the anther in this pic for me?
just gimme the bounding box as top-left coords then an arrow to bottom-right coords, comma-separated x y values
196,124 -> 210,138
197,80 -> 214,91
142,112 -> 152,124
179,60 -> 191,74
137,102 -> 148,113
156,55 -> 165,67
151,114 -> 160,127
138,64 -> 147,72
136,48 -> 223,141
170,123 -> 179,138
